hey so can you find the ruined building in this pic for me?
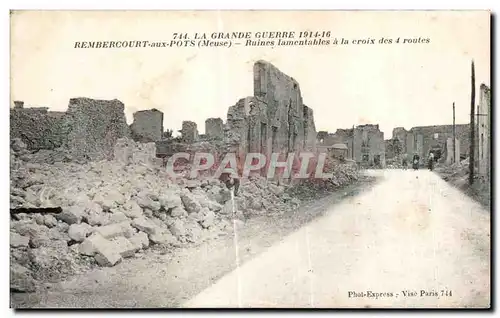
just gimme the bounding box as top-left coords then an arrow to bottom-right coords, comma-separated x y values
317,128 -> 354,160
179,121 -> 199,144
155,60 -> 318,171
384,124 -> 470,163
156,60 -> 319,176
477,83 -> 491,180
11,98 -> 131,160
11,60 -> 318,171
316,125 -> 385,167
384,127 -> 407,161
130,109 -> 164,142
63,98 -> 130,160
224,60 -> 317,162
10,103 -> 67,151
353,124 -> 385,167
205,118 -> 224,140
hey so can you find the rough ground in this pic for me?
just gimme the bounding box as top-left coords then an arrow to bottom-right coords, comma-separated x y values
10,176 -> 377,308
184,169 -> 490,308
435,160 -> 491,210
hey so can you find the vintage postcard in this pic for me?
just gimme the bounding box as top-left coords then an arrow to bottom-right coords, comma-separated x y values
9,10 -> 491,309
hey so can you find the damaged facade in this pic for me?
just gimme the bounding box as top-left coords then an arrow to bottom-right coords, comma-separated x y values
166,60 -> 318,176
10,97 -> 131,160
384,124 -> 470,165
236,60 -> 317,156
317,128 -> 354,160
317,125 -> 385,167
205,118 -> 224,140
353,125 -> 385,167
179,121 -> 199,144
476,84 -> 491,180
10,104 -> 68,151
405,125 -> 469,162
64,98 -> 130,160
316,129 -> 354,161
130,109 -> 164,142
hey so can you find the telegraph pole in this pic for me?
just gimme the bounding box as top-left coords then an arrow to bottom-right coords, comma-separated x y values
469,60 -> 475,185
351,125 -> 355,160
453,102 -> 456,164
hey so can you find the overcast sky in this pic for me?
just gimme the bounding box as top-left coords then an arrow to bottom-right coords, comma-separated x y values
11,11 -> 490,139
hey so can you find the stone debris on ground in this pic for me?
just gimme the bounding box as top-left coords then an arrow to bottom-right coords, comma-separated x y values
9,137 -> 359,293
435,158 -> 490,209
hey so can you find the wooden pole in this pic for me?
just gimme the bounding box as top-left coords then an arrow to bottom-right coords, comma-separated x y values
469,60 -> 475,185
453,102 -> 456,163
352,125 -> 355,160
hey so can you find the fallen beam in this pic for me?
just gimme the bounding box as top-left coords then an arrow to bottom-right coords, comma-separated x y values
10,207 -> 62,220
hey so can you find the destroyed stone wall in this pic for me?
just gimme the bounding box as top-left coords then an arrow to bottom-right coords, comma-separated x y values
353,124 -> 385,167
180,121 -> 199,144
445,137 -> 461,165
303,106 -> 317,152
64,98 -> 130,161
225,97 -> 252,160
253,60 -> 313,154
318,128 -> 354,159
10,107 -> 67,151
205,118 -> 224,140
130,109 -> 164,142
392,127 -> 408,154
385,137 -> 404,161
406,124 -> 470,160
317,132 -> 336,146
182,61 -> 320,179
477,84 -> 491,179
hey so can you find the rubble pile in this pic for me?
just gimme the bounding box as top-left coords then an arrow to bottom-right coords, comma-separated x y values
10,137 -> 319,292
435,158 -> 470,182
435,158 -> 490,209
385,158 -> 403,169
286,162 -> 360,200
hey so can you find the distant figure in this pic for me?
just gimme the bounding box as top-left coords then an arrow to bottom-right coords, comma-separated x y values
402,153 -> 408,170
428,152 -> 435,171
412,153 -> 420,170
219,168 -> 240,196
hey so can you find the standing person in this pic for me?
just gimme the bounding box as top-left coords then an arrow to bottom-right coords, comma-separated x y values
412,153 -> 420,170
219,167 -> 240,196
428,152 -> 435,171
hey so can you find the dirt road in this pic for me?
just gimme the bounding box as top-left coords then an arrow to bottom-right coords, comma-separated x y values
183,169 -> 490,308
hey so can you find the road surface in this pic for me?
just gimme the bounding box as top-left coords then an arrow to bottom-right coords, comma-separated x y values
183,169 -> 490,308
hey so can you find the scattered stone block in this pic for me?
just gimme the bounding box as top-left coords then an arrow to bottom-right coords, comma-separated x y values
43,214 -> 58,228
111,236 -> 139,258
10,264 -> 36,292
129,232 -> 149,249
56,206 -> 83,224
78,233 -> 109,256
68,223 -> 92,242
95,221 -> 133,239
131,217 -> 158,235
10,232 -> 30,248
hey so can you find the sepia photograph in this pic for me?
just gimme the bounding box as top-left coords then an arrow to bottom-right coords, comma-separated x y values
9,10 -> 491,309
